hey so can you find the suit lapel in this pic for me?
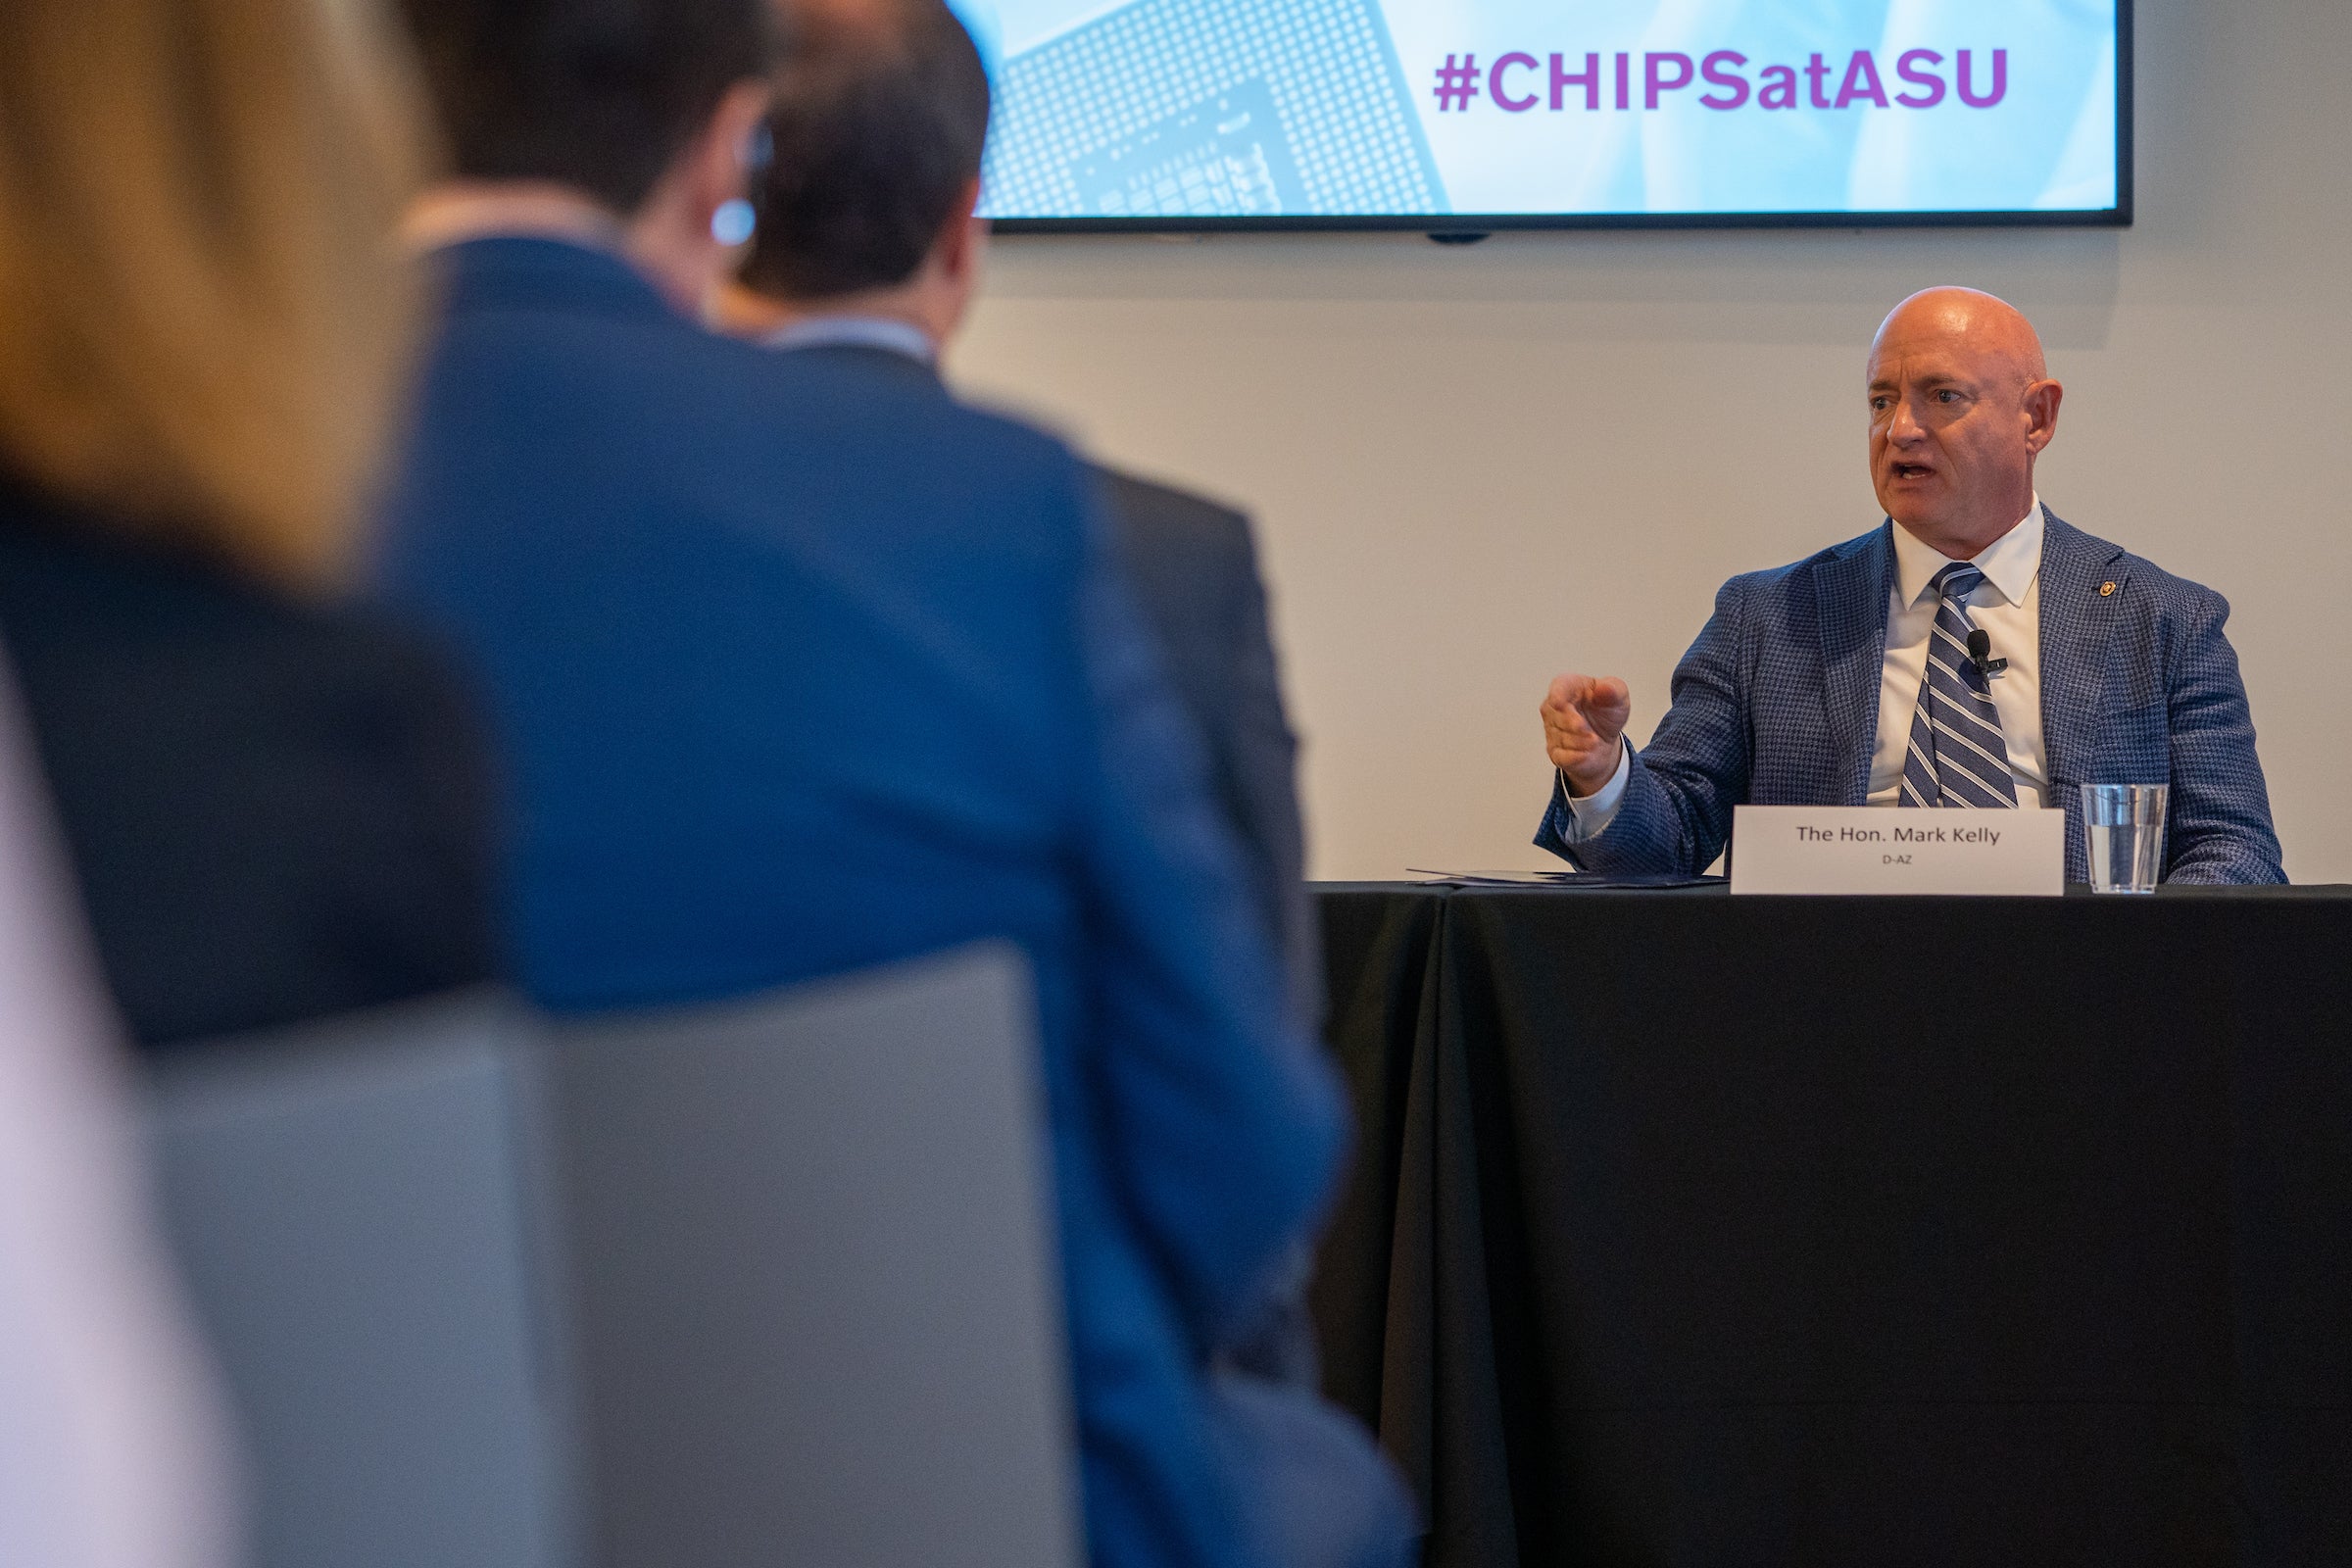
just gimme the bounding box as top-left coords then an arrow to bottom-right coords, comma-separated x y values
1813,523 -> 1893,806
2036,509 -> 2124,791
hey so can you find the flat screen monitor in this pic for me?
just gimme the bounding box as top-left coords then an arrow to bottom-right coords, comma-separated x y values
964,0 -> 2131,232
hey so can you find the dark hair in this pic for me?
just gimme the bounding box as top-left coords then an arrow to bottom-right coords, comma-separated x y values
397,0 -> 772,214
737,0 -> 992,301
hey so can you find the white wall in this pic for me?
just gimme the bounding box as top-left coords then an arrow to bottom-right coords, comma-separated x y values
952,0 -> 2352,882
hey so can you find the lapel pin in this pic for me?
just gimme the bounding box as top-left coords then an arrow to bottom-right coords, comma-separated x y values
2099,581 -> 2116,597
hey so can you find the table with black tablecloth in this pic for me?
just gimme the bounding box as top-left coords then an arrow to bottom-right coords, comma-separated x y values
1306,883 -> 2352,1568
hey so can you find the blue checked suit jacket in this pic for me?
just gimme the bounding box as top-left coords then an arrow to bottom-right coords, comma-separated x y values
1537,511 -> 2286,885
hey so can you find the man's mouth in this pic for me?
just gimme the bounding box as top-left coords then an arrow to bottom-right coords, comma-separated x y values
1889,463 -> 1935,480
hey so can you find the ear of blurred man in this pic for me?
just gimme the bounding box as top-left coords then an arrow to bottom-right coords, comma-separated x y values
930,178 -> 990,347
625,80 -> 776,315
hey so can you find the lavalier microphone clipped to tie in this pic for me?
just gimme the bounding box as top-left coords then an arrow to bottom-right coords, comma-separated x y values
1966,629 -> 2009,679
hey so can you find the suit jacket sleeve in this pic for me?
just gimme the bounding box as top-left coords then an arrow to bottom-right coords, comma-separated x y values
1065,486 -> 1348,1351
1536,574 -> 1754,878
1095,473 -> 1320,1029
2162,588 -> 2286,884
1218,532 -> 1324,1029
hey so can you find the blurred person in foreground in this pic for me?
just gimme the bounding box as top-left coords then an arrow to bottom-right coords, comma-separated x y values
0,660 -> 234,1568
714,0 -> 1348,1422
712,0 -> 1322,1038
0,0 -> 500,1049
378,0 -> 1408,1564
1538,287 -> 2283,884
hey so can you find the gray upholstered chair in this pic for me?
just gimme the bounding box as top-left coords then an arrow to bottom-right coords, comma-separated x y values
149,941 -> 1079,1568
541,941 -> 1081,1568
146,991 -> 571,1568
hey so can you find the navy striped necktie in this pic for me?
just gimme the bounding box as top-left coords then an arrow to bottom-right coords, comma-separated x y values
1899,563 -> 2018,808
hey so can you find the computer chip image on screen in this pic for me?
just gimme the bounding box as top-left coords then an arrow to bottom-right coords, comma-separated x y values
981,0 -> 1448,221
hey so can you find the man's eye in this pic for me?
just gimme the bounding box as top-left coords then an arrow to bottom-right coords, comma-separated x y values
1936,389 -> 1963,403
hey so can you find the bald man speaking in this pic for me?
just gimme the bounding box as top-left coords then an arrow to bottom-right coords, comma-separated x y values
1538,288 -> 2285,884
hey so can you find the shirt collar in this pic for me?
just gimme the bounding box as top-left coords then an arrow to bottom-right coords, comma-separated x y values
763,314 -> 938,366
1891,496 -> 2044,610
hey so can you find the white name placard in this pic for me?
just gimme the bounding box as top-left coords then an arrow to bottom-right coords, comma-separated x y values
1730,806 -> 2065,896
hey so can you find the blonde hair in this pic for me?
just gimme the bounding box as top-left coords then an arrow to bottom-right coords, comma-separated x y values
0,0 -> 431,587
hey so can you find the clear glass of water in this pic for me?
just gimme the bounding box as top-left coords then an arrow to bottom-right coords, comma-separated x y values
2081,783 -> 2168,893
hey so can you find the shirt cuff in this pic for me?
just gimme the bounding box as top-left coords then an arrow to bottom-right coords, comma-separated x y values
1558,742 -> 1631,843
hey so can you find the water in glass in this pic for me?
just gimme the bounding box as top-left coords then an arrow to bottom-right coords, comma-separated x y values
2081,783 -> 2168,894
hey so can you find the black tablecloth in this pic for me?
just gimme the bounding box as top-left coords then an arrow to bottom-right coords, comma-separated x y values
1307,883 -> 2352,1568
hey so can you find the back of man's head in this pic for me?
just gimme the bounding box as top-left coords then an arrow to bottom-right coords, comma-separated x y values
398,0 -> 771,214
738,0 -> 992,302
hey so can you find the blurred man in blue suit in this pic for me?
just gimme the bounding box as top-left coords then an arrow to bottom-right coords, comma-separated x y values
710,0 -> 1341,1399
1537,287 -> 2283,885
379,1 -> 1408,1564
711,0 -> 1323,1037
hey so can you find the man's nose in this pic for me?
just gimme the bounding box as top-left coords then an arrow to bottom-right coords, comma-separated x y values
1886,397 -> 1928,444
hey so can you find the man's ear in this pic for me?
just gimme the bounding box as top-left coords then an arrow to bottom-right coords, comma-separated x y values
2023,377 -> 2064,456
622,78 -> 775,314
694,81 -> 777,232
935,176 -> 987,284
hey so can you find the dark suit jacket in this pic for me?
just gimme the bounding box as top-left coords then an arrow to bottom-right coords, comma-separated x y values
0,477 -> 502,1048
767,348 -> 1326,1025
376,241 -> 1367,1568
1538,511 -> 2285,884
1089,471 -> 1318,1027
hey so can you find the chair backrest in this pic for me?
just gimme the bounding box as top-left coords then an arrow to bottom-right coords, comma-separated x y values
539,940 -> 1082,1568
144,993 -> 574,1568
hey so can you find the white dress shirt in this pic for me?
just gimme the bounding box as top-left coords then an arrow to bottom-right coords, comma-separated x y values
763,314 -> 938,365
1868,499 -> 2048,808
1561,500 -> 2050,839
